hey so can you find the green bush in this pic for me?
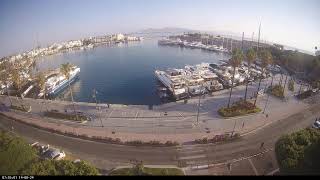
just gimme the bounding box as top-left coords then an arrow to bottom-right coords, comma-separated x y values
288,79 -> 294,92
267,85 -> 285,98
218,100 -> 261,117
275,128 -> 320,175
0,131 -> 37,175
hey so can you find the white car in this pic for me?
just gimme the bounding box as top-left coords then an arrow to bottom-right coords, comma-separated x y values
258,89 -> 265,96
312,121 -> 320,129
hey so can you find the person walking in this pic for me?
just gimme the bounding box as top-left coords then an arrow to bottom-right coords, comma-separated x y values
260,142 -> 265,149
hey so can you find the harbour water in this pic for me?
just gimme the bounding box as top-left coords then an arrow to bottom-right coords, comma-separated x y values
37,39 -> 230,105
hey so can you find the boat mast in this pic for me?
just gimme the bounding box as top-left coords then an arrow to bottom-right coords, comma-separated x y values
257,22 -> 261,53
251,32 -> 254,48
222,37 -> 224,48
241,32 -> 244,50
230,36 -> 233,52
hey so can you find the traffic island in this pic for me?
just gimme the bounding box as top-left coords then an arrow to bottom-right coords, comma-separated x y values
218,100 -> 261,117
266,85 -> 285,99
10,105 -> 32,112
43,110 -> 88,122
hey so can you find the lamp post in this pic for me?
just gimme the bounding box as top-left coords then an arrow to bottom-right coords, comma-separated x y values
92,88 -> 103,127
196,84 -> 204,126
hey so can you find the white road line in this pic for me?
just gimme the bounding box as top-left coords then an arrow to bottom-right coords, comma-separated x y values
178,150 -> 205,154
178,155 -> 206,160
266,168 -> 280,175
106,109 -> 114,121
134,111 -> 139,120
248,158 -> 259,175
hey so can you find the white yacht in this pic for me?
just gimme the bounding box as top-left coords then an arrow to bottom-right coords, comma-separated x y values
43,65 -> 80,97
154,69 -> 188,99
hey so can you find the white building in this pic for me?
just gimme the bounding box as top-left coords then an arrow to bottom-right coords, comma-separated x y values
316,50 -> 320,56
115,33 -> 125,41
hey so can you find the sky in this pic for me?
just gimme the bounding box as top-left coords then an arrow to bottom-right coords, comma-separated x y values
0,0 -> 319,57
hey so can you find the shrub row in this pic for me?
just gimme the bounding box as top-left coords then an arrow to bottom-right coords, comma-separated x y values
194,133 -> 241,144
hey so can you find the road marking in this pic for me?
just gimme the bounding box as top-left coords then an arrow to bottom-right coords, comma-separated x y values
178,155 -> 206,160
134,111 -> 139,120
248,158 -> 259,175
106,109 -> 114,121
266,168 -> 279,175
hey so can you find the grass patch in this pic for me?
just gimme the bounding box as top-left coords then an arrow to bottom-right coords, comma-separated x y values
267,85 -> 285,99
109,167 -> 184,176
218,100 -> 261,117
10,105 -> 31,112
44,110 -> 88,122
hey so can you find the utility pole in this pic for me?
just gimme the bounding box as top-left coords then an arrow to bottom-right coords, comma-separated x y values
282,74 -> 288,96
230,38 -> 233,52
251,32 -> 254,48
257,22 -> 261,53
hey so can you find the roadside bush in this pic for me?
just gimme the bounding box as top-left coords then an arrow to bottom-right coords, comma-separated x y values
194,133 -> 241,144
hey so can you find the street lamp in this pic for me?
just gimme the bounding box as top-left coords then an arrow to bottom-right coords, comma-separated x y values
92,88 -> 103,127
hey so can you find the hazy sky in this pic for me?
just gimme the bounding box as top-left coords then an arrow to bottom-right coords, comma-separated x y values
0,0 -> 319,57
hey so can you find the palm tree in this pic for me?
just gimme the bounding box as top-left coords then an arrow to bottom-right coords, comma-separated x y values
60,63 -> 77,119
227,49 -> 244,108
11,67 -> 23,96
35,72 -> 48,112
254,49 -> 273,106
244,48 -> 256,101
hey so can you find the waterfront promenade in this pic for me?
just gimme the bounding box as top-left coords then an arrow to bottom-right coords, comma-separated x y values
0,74 -> 315,143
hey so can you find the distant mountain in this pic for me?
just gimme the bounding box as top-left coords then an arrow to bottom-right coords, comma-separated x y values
136,27 -> 195,34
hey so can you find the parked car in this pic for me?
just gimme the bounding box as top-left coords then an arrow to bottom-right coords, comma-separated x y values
312,121 -> 320,129
43,148 -> 66,160
258,89 -> 265,96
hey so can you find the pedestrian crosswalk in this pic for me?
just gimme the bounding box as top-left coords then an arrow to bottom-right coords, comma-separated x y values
176,145 -> 209,166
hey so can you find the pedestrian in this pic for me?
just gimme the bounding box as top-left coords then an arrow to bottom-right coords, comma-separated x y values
260,142 -> 265,149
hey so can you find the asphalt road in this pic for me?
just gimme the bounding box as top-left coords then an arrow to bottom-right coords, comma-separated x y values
0,103 -> 319,172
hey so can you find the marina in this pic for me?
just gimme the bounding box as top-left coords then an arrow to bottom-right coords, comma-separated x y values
13,38 -> 230,105
154,59 -> 272,100
0,36 -> 284,105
